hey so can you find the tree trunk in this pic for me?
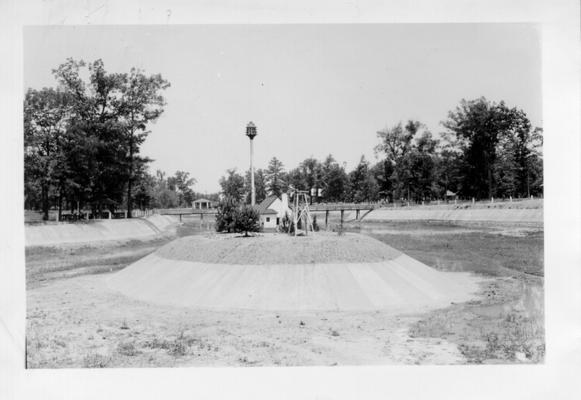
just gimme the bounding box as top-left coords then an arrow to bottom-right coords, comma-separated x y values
41,181 -> 49,221
487,166 -> 493,199
127,130 -> 134,219
58,186 -> 63,221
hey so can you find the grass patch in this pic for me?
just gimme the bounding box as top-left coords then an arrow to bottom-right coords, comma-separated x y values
82,353 -> 110,368
369,229 -> 543,277
143,332 -> 200,357
409,278 -> 544,364
117,341 -> 140,357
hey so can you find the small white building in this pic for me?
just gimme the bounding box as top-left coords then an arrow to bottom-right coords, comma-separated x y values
193,198 -> 214,209
254,194 -> 292,229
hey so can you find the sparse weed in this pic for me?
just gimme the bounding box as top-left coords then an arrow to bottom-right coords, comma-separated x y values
117,341 -> 139,356
410,278 -> 545,364
143,332 -> 198,357
83,353 -> 110,368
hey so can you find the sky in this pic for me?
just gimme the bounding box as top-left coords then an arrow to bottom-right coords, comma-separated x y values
24,24 -> 541,193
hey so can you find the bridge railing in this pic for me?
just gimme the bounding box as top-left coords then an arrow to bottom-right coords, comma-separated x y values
308,203 -> 382,211
154,208 -> 217,215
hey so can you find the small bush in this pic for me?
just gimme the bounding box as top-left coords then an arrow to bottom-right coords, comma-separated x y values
279,214 -> 292,233
232,205 -> 261,236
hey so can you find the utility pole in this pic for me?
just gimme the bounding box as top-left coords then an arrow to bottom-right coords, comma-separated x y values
246,122 -> 258,206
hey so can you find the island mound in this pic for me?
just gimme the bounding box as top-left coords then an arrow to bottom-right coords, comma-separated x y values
156,232 -> 402,265
108,232 -> 482,312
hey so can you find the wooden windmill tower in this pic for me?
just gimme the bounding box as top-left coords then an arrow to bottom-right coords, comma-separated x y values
288,186 -> 314,236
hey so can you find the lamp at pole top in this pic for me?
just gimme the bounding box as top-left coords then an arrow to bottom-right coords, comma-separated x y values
246,121 -> 257,140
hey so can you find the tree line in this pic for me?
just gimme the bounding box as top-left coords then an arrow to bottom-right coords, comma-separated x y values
218,98 -> 542,205
25,58 -> 543,220
24,59 -> 170,220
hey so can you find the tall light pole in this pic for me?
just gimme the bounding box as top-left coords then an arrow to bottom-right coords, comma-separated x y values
246,121 -> 257,206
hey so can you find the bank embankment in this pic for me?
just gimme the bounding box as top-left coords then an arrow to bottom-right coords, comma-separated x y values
363,207 -> 542,225
25,214 -> 179,247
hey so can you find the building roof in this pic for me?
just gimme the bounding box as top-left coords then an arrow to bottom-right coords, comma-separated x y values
193,198 -> 213,203
254,196 -> 278,215
445,190 -> 457,196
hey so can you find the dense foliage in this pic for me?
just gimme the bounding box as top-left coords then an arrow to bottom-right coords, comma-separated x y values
24,59 -> 170,219
215,197 -> 238,233
215,200 -> 260,236
232,205 -> 261,236
216,97 -> 542,204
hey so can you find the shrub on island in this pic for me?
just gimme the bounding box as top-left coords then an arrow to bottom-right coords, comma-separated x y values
215,200 -> 261,236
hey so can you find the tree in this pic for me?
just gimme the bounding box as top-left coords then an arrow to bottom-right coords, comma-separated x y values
171,170 -> 197,207
118,65 -> 170,217
442,98 -> 496,198
215,197 -> 237,233
149,169 -> 178,208
232,205 -> 261,237
407,131 -> 440,202
375,120 -> 429,201
219,168 -> 246,203
349,156 -> 379,202
52,59 -> 129,216
286,167 -> 306,191
132,168 -> 156,210
265,157 -> 286,196
375,122 -> 415,167
442,97 -> 542,199
244,168 -> 267,204
51,58 -> 170,217
24,87 -> 72,219
371,160 -> 394,202
298,157 -> 323,192
321,155 -> 350,202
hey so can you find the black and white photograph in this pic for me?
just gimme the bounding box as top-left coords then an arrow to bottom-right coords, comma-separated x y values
23,22 -> 545,368
1,1 -> 580,399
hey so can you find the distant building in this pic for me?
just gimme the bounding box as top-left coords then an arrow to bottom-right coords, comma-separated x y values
254,193 -> 291,229
445,190 -> 457,199
193,198 -> 214,209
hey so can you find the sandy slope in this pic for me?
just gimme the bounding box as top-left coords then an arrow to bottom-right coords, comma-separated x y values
25,215 -> 178,247
364,208 -> 542,224
108,233 -> 482,312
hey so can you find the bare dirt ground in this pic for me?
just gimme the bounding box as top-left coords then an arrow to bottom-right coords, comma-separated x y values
25,219 -> 544,367
27,274 -> 471,368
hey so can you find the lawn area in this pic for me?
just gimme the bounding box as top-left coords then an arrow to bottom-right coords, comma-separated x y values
364,224 -> 544,277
